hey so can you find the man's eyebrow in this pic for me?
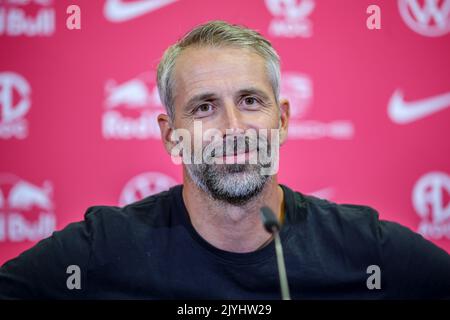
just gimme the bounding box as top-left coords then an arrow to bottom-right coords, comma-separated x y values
184,92 -> 217,110
235,87 -> 271,101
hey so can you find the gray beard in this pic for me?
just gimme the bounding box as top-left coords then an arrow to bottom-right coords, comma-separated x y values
186,163 -> 271,206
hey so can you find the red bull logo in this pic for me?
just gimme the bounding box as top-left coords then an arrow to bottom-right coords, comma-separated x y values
0,0 -> 55,37
0,174 -> 56,242
102,72 -> 165,139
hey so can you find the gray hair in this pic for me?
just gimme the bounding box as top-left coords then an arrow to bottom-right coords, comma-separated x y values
156,20 -> 281,120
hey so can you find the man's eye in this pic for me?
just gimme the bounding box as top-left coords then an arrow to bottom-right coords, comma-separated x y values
243,97 -> 259,107
194,103 -> 214,115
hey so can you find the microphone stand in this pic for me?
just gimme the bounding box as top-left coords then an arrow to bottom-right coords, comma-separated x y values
260,206 -> 291,300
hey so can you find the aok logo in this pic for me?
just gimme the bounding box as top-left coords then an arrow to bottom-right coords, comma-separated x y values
281,72 -> 354,140
0,72 -> 31,139
119,171 -> 177,206
413,172 -> 450,239
398,0 -> 450,37
102,72 -> 165,140
0,174 -> 56,242
265,0 -> 315,38
0,0 -> 55,37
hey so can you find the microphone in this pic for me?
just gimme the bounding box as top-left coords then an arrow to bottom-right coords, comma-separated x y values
260,206 -> 291,300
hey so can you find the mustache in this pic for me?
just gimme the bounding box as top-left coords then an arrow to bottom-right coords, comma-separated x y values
205,135 -> 270,158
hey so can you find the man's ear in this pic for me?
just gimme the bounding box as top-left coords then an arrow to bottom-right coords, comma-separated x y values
157,113 -> 175,154
278,98 -> 290,145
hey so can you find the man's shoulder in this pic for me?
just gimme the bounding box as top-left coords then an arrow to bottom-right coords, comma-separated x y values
287,186 -> 381,228
286,186 -> 427,254
287,185 -> 444,255
79,185 -> 181,239
84,186 -> 179,221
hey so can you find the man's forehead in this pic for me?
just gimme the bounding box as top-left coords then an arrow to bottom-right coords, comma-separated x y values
173,46 -> 271,97
176,45 -> 262,65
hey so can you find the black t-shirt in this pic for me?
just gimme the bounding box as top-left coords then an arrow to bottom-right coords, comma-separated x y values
1,184 -> 449,299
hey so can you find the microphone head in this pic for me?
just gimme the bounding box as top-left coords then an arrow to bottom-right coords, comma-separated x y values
260,206 -> 281,234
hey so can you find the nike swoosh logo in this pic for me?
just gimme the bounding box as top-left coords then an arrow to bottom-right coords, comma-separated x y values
388,90 -> 450,124
104,0 -> 178,23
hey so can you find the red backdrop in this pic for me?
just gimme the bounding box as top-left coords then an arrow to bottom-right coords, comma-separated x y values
1,0 -> 449,265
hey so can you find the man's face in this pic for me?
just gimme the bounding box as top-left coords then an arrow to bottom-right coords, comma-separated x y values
159,46 -> 289,205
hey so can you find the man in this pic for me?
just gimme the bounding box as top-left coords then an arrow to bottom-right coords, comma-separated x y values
1,21 -> 449,299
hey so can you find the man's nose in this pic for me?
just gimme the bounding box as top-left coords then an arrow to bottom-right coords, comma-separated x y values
220,101 -> 244,135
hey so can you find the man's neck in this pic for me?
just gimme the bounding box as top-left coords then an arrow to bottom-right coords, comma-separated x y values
182,170 -> 284,253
